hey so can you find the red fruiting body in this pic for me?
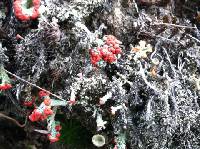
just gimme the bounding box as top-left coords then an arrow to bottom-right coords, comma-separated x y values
113,44 -> 120,49
13,0 -> 41,21
115,48 -> 122,55
23,100 -> 34,106
89,35 -> 122,65
40,114 -> 48,121
31,9 -> 39,19
29,107 -> 53,122
16,34 -> 24,40
23,97 -> 35,107
0,84 -> 12,90
33,0 -> 40,9
43,98 -> 51,106
90,49 -> 102,65
39,90 -> 50,99
14,0 -> 30,20
56,133 -> 61,138
55,125 -> 62,131
23,101 -> 33,107
48,134 -> 59,143
113,145 -> 118,149
29,109 -> 42,122
68,99 -> 76,105
106,53 -> 116,63
44,107 -> 53,116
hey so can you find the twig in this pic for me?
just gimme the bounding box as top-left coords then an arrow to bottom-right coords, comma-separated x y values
153,22 -> 196,29
4,69 -> 65,101
34,129 -> 49,134
0,112 -> 27,127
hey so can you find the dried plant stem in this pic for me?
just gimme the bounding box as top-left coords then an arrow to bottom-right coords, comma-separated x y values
153,22 -> 196,29
4,69 -> 65,101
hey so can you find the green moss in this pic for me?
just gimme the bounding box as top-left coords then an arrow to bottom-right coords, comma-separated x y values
58,118 -> 93,149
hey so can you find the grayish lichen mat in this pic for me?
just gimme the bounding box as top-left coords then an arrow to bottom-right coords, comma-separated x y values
0,0 -> 200,148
